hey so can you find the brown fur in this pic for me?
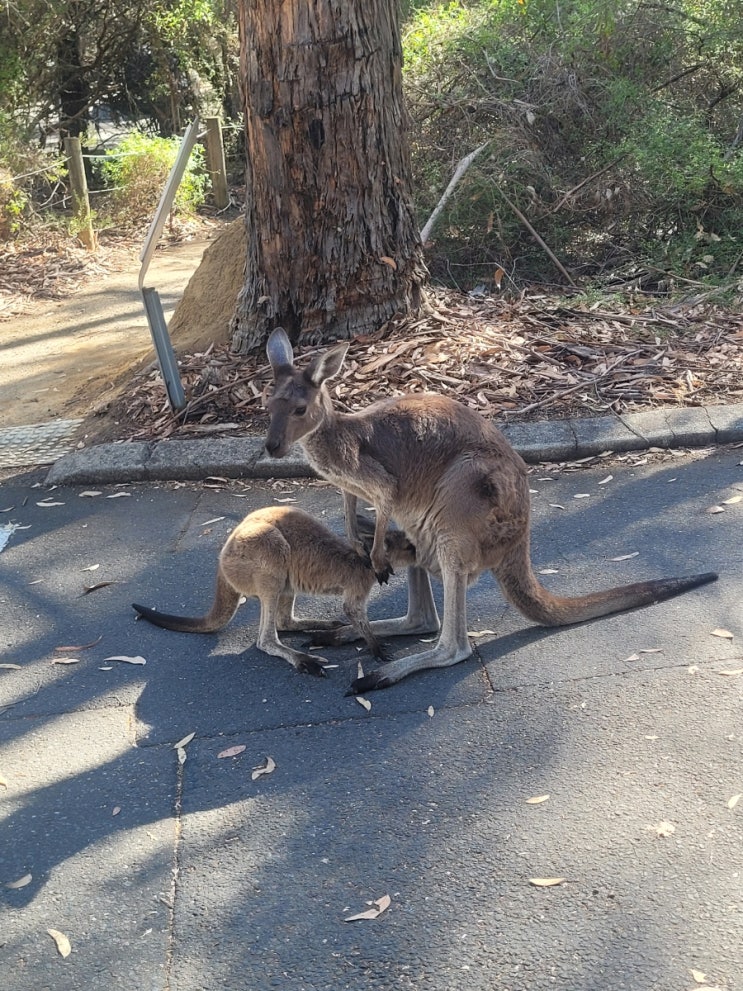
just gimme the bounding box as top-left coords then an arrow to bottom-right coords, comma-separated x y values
264,327 -> 718,692
132,506 -> 416,677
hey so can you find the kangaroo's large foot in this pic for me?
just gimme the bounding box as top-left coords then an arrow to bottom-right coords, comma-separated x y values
346,669 -> 394,694
294,653 -> 329,677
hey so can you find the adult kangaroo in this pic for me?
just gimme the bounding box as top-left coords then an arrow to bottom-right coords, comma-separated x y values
132,505 -> 417,677
264,327 -> 718,694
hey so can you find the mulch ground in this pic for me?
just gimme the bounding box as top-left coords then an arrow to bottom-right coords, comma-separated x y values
105,285 -> 743,442
3,231 -> 741,442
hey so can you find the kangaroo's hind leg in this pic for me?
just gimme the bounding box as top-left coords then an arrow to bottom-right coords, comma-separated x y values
309,564 -> 441,647
275,591 -> 345,633
253,584 -> 330,677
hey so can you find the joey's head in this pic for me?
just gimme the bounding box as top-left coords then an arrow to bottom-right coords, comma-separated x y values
264,328 -> 349,459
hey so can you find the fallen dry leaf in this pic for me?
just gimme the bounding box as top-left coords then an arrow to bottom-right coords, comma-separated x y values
55,636 -> 103,652
51,657 -> 80,665
723,494 -> 742,505
623,653 -> 641,662
0,663 -> 21,670
427,705 -> 435,717
710,628 -> 734,640
526,795 -> 550,805
218,745 -> 246,759
47,928 -> 71,958
251,756 -> 276,780
716,667 -> 743,677
690,970 -> 707,984
81,564 -> 100,572
112,806 -> 121,816
82,580 -> 117,595
78,490 -> 102,497
173,732 -> 196,750
549,503 -> 566,510
6,873 -> 32,889
467,629 -> 496,638
344,893 -> 392,921
0,774 -> 7,788
727,794 -> 741,809
610,552 -> 639,561
104,654 -> 146,664
106,492 -> 131,499
598,474 -> 613,485
529,877 -> 565,887
36,499 -> 64,507
538,568 -> 559,575
705,505 -> 725,514
356,696 -> 372,712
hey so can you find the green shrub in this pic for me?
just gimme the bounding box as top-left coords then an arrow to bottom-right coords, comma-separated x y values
403,0 -> 743,290
96,132 -> 208,224
0,167 -> 26,240
0,113 -> 64,241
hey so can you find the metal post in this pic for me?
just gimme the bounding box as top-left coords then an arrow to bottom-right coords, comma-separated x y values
138,117 -> 202,412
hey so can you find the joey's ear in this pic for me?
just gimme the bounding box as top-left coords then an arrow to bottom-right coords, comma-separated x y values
266,327 -> 294,371
305,341 -> 349,387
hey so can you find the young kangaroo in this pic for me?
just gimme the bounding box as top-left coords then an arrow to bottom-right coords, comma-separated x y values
132,505 -> 416,677
264,326 -> 718,694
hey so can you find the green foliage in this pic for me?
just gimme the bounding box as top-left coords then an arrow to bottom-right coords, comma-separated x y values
0,113 -> 65,241
96,132 -> 208,224
0,168 -> 26,240
0,0 -> 237,138
404,0 -> 743,290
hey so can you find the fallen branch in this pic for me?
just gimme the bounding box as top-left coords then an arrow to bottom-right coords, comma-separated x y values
420,142 -> 489,244
498,188 -> 577,287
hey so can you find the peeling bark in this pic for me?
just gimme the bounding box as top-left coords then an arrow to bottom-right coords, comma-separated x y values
231,0 -> 425,353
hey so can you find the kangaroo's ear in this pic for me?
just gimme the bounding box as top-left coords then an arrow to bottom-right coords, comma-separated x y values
305,341 -> 349,387
266,327 -> 294,371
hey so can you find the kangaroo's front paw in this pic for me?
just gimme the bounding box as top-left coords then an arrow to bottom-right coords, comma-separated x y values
375,563 -> 394,585
346,669 -> 393,695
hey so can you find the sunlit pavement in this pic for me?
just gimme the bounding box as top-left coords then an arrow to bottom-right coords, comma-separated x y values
1,443 -> 741,990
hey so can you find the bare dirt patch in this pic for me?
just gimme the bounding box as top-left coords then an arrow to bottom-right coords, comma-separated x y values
0,220 -> 231,437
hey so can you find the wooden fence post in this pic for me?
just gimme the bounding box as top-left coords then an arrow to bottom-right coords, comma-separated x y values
204,116 -> 229,210
63,136 -> 96,251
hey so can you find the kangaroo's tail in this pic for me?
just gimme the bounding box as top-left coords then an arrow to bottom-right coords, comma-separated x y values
494,539 -> 717,626
132,571 -> 240,634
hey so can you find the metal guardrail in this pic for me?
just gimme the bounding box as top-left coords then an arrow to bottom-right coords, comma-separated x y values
137,117 -> 202,411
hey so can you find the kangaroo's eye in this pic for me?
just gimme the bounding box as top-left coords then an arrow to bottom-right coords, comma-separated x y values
293,406 -> 307,417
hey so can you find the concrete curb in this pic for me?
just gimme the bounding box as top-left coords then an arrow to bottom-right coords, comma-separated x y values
44,403 -> 743,486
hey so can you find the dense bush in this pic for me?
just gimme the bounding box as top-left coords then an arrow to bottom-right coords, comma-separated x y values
95,132 -> 208,224
403,0 -> 743,291
0,113 -> 65,240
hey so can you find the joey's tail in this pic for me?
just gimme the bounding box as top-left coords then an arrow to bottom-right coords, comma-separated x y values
495,540 -> 718,626
132,572 -> 240,634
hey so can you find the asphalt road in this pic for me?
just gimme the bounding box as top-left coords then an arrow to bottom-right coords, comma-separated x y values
1,449 -> 741,991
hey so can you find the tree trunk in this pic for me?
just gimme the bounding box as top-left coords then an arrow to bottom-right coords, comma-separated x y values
231,0 -> 426,353
57,23 -> 90,139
